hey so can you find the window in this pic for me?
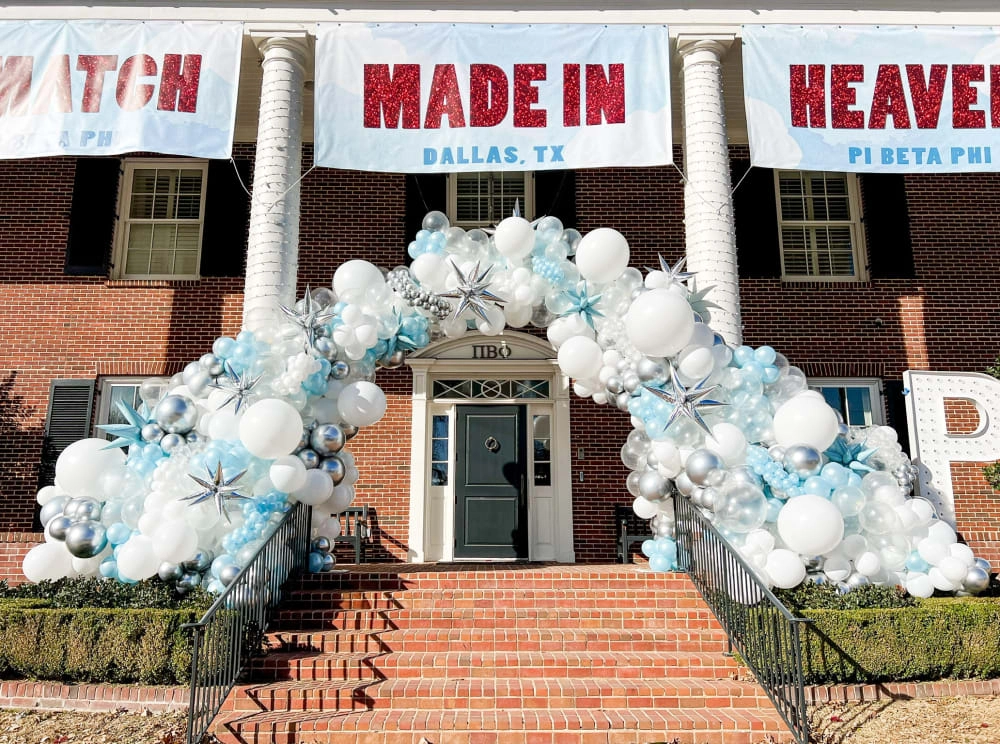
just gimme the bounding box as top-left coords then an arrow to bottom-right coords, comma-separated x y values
430,414 -> 449,486
533,414 -> 552,487
432,379 -> 550,400
448,172 -> 533,228
112,160 -> 208,279
95,377 -> 144,440
776,171 -> 865,281
809,378 -> 884,427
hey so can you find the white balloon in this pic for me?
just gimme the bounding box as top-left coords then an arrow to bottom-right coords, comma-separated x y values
292,470 -> 334,506
854,551 -> 882,577
839,533 -> 868,560
949,542 -> 976,567
333,260 -> 384,298
677,345 -> 715,382
651,439 -> 682,478
117,535 -> 161,581
938,555 -> 969,583
905,572 -> 935,599
152,519 -> 199,564
329,484 -> 357,513
624,289 -> 695,357
917,537 -> 948,566
632,496 -> 659,520
823,555 -> 851,581
411,253 -> 448,292
36,485 -> 64,506
22,542 -> 73,583
776,495 -> 845,555
705,423 -> 747,466
338,381 -> 387,427
765,549 -> 806,589
494,216 -> 535,259
928,566 -> 957,592
320,517 -> 343,539
55,439 -> 126,498
239,399 -> 304,459
575,228 -> 630,284
557,336 -> 604,380
547,314 -> 595,348
772,392 -> 840,451
270,455 -> 308,493
927,520 -> 958,545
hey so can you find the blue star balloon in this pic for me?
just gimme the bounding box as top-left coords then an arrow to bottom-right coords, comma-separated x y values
97,399 -> 152,450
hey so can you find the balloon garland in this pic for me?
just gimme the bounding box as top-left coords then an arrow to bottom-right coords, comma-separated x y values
24,211 -> 992,599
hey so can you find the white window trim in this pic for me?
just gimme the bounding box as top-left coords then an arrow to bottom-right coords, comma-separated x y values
111,158 -> 208,280
447,171 -> 534,229
809,377 -> 885,426
94,376 -> 145,439
775,170 -> 867,282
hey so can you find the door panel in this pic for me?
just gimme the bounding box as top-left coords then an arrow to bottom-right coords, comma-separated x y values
455,405 -> 527,559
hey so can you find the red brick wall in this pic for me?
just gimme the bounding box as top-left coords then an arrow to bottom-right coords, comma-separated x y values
0,533 -> 44,585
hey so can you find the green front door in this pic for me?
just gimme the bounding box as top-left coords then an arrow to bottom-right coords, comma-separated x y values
454,404 -> 527,559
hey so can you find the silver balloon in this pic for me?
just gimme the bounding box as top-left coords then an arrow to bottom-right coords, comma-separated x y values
636,358 -> 664,382
158,561 -> 184,582
605,376 -> 624,395
154,395 -> 199,435
783,445 -> 823,479
623,373 -> 641,394
297,428 -> 311,451
806,572 -> 828,585
182,551 -> 214,573
331,361 -> 351,380
177,572 -> 203,592
65,521 -> 107,558
704,468 -> 728,488
141,422 -> 164,443
767,445 -> 787,463
615,391 -> 632,411
804,556 -> 824,572
62,498 -> 86,519
160,433 -> 185,453
845,572 -> 870,590
381,350 -> 406,369
314,337 -> 339,361
48,515 -> 73,541
963,566 -> 991,594
675,471 -> 695,497
73,498 -> 102,522
39,496 -> 70,527
312,536 -> 332,554
700,486 -> 718,511
297,448 -> 320,469
219,564 -> 241,586
320,553 -> 337,572
199,353 -> 225,377
638,471 -> 667,502
187,369 -> 212,398
185,431 -> 201,445
340,422 -> 359,440
728,467 -> 761,489
319,455 -> 346,484
685,449 -> 723,486
975,557 -> 992,574
311,424 -> 346,456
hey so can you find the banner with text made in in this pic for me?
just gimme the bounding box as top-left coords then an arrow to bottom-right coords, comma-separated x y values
743,24 -> 1000,172
314,23 -> 672,173
0,20 -> 242,159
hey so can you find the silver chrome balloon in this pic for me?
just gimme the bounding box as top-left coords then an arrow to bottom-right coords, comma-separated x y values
783,444 -> 823,479
62,497 -> 86,519
622,373 -> 641,394
767,445 -> 787,463
177,572 -> 203,592
311,536 -> 333,554
182,551 -> 214,573
158,561 -> 184,582
700,486 -> 718,511
636,357 -> 665,382
297,448 -> 320,469
199,353 -> 225,377
331,361 -> 351,380
340,422 -> 359,440
975,557 -> 992,574
319,455 -> 346,485
963,565 -> 991,594
638,471 -> 667,502
39,496 -> 70,527
219,564 -> 241,586
154,394 -> 199,435
674,471 -> 695,497
320,553 -> 337,572
73,498 -> 102,522
685,449 -> 723,486
311,424 -> 346,456
605,376 -> 624,395
141,422 -> 165,443
65,521 -> 107,558
48,515 -> 73,541
185,431 -> 201,446
160,433 -> 185,453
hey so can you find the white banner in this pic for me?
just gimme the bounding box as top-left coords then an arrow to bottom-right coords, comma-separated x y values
743,25 -> 1000,172
314,23 -> 672,173
0,20 -> 242,159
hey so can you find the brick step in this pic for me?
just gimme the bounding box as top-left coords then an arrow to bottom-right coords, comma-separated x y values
211,707 -> 792,744
265,627 -> 730,655
230,676 -> 771,713
249,650 -> 741,682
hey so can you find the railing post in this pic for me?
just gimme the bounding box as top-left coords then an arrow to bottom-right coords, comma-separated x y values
186,624 -> 202,744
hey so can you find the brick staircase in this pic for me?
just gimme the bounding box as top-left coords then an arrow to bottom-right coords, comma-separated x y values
211,565 -> 793,744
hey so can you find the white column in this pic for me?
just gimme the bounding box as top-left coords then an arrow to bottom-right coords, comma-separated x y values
677,36 -> 742,346
243,32 -> 312,333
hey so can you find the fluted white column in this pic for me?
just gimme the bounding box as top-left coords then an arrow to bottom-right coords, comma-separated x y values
677,36 -> 742,346
243,32 -> 311,332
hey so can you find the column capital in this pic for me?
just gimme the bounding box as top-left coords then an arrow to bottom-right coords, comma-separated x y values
249,29 -> 314,73
675,34 -> 736,61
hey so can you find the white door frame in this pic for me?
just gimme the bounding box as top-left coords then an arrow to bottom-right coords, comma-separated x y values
405,331 -> 575,563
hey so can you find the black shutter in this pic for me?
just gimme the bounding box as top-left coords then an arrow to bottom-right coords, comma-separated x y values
882,379 -> 910,456
862,174 -> 915,279
200,159 -> 252,277
533,170 -> 576,228
65,158 -> 120,275
38,379 -> 95,487
404,174 -> 448,245
732,162 -> 782,278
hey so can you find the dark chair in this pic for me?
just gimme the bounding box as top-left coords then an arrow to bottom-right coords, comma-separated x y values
335,506 -> 370,563
615,504 -> 648,564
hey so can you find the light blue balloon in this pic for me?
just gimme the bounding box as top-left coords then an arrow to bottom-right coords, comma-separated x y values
649,554 -> 671,572
99,558 -> 118,579
107,522 -> 131,546
641,539 -> 656,558
803,476 -> 834,498
754,346 -> 777,365
821,462 -> 851,488
765,497 -> 784,522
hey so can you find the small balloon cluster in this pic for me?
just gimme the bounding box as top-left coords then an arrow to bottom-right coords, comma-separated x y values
24,208 -> 992,600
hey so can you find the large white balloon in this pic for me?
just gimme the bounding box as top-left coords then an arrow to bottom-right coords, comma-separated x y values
55,439 -> 126,498
270,455 -> 308,493
557,336 -> 603,380
624,289 -> 695,357
338,381 -> 387,427
776,494 -> 845,555
238,399 -> 304,459
494,216 -> 535,259
292,469 -> 334,506
117,535 -> 161,581
765,549 -> 807,589
575,228 -> 629,284
772,391 -> 840,451
333,260 -> 385,298
22,542 -> 73,583
152,519 -> 199,564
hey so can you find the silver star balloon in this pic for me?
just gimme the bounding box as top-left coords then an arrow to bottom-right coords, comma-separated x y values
438,259 -> 507,323
209,362 -> 262,414
182,462 -> 250,523
644,255 -> 697,286
644,366 -> 728,437
279,286 -> 336,352
97,399 -> 153,450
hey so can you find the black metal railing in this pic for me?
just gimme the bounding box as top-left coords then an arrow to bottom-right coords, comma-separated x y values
183,501 -> 312,744
674,494 -> 811,744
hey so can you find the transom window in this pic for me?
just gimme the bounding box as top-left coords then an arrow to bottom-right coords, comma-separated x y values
809,378 -> 884,427
113,160 -> 207,279
433,379 -> 550,400
448,172 -> 533,228
776,171 -> 865,281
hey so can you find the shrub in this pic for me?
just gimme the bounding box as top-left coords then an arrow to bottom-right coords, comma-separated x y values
0,576 -> 212,611
776,581 -> 917,611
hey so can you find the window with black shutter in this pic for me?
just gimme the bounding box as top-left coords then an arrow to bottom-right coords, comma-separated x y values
65,158 -> 121,275
200,159 -> 252,277
38,379 -> 95,488
733,161 -> 782,278
534,170 -> 576,228
861,174 -> 915,279
405,174 -> 448,244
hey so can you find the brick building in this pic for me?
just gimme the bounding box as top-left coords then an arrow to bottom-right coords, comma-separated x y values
1,2 -> 999,578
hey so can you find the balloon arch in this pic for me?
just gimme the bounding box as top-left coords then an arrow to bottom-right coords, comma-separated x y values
24,211 -> 991,599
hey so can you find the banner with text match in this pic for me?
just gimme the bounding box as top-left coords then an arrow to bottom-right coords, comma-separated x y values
0,20 -> 242,159
314,23 -> 672,173
743,24 -> 1000,172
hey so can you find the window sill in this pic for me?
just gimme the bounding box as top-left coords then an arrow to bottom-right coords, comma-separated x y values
105,278 -> 201,288
780,277 -> 872,289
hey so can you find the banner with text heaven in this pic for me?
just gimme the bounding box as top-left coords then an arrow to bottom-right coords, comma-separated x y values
314,23 -> 672,173
743,24 -> 1000,172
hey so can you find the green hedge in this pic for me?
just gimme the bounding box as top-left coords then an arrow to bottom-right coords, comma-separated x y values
0,604 -> 199,684
798,597 -> 1000,683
